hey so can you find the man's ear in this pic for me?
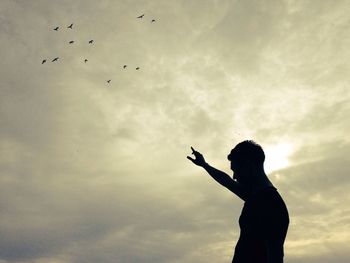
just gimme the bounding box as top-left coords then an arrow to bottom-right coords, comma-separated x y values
243,159 -> 255,174
241,159 -> 251,167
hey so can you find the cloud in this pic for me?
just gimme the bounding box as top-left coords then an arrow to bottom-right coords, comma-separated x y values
269,140 -> 350,261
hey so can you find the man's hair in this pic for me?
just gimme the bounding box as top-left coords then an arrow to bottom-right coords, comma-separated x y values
228,140 -> 265,166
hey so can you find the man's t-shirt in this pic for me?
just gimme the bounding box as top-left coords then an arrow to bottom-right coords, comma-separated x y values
232,186 -> 289,263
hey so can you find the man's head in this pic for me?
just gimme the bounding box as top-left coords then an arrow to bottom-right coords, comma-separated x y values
227,140 -> 265,183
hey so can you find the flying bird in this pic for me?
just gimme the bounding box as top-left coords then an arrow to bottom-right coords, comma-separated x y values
42,59 -> 47,64
88,40 -> 94,44
151,19 -> 156,23
107,79 -> 111,83
67,23 -> 73,29
69,40 -> 74,44
123,65 -> 127,69
52,57 -> 59,62
53,26 -> 59,31
136,67 -> 140,70
84,59 -> 88,63
137,14 -> 144,19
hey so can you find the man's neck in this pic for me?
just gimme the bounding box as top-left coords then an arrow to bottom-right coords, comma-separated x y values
252,172 -> 273,192
248,170 -> 274,193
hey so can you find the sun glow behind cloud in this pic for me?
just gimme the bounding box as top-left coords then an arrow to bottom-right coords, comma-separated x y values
264,142 -> 294,173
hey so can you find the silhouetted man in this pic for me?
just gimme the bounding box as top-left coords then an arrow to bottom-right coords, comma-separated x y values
187,140 -> 289,263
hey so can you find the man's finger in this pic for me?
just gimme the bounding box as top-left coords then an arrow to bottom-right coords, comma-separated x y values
187,156 -> 195,162
191,146 -> 196,154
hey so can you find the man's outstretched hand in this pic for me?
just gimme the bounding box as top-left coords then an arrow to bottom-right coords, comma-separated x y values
187,146 -> 207,167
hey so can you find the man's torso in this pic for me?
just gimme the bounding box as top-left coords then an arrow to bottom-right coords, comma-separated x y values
232,186 -> 289,263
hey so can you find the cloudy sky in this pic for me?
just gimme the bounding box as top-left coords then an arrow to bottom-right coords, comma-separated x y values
1,0 -> 350,262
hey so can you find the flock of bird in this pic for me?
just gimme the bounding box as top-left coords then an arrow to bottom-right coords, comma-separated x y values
42,14 -> 156,84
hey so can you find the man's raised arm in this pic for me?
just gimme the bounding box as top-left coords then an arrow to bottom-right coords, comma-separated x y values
187,147 -> 248,201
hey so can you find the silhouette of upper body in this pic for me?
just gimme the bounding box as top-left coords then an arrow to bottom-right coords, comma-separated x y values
187,140 -> 289,263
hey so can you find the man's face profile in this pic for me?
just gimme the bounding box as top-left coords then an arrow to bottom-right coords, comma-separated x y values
228,148 -> 251,185
228,150 -> 239,177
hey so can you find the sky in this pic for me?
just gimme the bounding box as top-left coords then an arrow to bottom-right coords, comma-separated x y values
0,0 -> 350,262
